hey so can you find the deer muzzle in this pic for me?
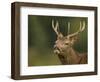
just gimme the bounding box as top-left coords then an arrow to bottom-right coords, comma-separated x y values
54,46 -> 62,54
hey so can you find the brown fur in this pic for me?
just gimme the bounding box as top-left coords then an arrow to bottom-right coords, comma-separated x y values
57,47 -> 87,65
52,20 -> 87,65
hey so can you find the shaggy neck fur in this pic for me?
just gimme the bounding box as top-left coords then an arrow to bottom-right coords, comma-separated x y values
58,47 -> 81,64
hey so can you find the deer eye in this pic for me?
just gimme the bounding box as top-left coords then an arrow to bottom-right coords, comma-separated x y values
65,42 -> 69,45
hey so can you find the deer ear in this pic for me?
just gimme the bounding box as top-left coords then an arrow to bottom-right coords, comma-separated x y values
69,36 -> 79,44
71,36 -> 78,41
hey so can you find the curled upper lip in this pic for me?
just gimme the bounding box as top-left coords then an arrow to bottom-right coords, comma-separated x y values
54,46 -> 61,52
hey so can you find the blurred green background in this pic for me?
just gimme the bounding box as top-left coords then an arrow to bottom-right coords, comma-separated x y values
28,15 -> 88,66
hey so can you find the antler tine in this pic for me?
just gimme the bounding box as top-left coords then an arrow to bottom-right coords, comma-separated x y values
67,21 -> 85,38
68,22 -> 70,35
67,22 -> 70,39
80,21 -> 85,32
52,20 -> 59,35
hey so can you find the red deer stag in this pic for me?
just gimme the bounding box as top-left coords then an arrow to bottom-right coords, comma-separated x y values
52,20 -> 87,65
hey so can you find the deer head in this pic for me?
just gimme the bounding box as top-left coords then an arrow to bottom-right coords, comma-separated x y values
52,20 -> 85,55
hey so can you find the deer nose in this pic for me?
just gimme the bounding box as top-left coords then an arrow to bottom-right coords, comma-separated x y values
54,45 -> 61,51
54,45 -> 59,49
54,45 -> 56,48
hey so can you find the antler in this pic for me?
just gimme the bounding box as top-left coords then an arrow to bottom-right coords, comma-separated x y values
52,20 -> 60,36
52,20 -> 64,38
67,22 -> 70,37
67,21 -> 85,38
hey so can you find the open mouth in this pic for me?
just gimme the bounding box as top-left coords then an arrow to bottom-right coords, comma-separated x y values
54,47 -> 61,54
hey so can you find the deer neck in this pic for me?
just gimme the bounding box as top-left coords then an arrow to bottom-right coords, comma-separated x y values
59,47 -> 81,64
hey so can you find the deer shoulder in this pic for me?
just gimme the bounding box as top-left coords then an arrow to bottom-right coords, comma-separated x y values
79,53 -> 87,64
